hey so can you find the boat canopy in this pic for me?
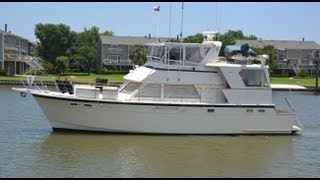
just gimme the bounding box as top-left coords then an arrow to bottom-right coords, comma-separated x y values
224,43 -> 257,58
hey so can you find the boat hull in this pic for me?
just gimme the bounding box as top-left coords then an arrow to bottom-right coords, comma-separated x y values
32,93 -> 299,135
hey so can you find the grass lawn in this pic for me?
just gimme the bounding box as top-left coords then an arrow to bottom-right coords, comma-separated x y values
270,77 -> 318,87
0,72 -> 126,84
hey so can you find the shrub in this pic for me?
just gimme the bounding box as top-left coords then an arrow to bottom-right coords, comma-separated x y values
299,69 -> 309,77
0,69 -> 6,76
42,60 -> 54,74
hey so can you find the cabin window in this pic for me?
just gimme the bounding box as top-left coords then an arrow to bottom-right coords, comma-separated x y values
164,85 -> 200,98
120,82 -> 140,94
185,47 -> 210,63
169,46 -> 183,61
149,46 -> 165,61
135,84 -> 161,98
239,69 -> 268,87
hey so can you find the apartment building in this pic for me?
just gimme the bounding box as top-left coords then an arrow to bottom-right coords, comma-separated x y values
0,24 -> 43,76
236,39 -> 320,76
97,35 -> 169,73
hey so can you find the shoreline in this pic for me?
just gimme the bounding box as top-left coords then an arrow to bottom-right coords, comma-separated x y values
0,79 -> 122,87
0,79 -> 317,92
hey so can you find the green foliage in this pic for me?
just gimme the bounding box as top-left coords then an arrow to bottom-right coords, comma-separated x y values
0,69 -> 6,76
251,45 -> 278,71
129,44 -> 147,66
35,23 -> 113,74
102,30 -> 114,36
56,56 -> 69,74
218,30 -> 257,56
166,38 -> 180,42
67,26 -> 100,73
183,33 -> 204,43
299,69 -> 310,77
42,60 -> 54,74
35,23 -> 76,65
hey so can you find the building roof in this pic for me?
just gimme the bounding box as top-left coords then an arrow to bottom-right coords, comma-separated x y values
99,35 -> 175,45
235,40 -> 320,50
0,29 -> 29,41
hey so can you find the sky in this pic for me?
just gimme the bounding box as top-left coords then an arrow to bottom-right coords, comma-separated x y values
1,2 -> 320,44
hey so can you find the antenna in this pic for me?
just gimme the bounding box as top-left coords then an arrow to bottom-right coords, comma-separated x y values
169,2 -> 172,42
217,2 -> 223,40
179,2 -> 184,62
215,2 -> 218,31
180,2 -> 184,40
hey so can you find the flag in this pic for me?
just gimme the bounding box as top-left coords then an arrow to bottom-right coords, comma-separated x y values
181,2 -> 184,10
153,5 -> 160,11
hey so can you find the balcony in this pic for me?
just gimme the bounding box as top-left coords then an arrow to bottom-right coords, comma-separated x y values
277,63 -> 316,70
108,48 -> 122,55
102,59 -> 132,65
5,53 -> 30,61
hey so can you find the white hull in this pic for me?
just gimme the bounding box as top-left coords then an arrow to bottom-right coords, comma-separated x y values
32,93 -> 299,135
12,34 -> 303,135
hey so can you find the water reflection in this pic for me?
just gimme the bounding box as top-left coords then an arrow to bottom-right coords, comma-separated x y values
36,133 -> 295,177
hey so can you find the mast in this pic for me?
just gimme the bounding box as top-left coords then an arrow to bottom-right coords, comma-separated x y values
215,2 -> 218,31
169,2 -> 172,41
180,2 -> 184,40
179,2 -> 184,63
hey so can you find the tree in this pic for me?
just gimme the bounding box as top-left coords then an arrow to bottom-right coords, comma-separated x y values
218,30 -> 257,56
42,60 -> 54,74
102,30 -> 114,36
252,45 -> 278,71
183,33 -> 204,43
56,56 -> 69,74
129,44 -> 147,66
34,23 -> 76,65
166,38 -> 180,42
67,26 -> 100,73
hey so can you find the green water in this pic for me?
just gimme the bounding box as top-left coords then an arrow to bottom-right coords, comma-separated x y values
0,86 -> 319,177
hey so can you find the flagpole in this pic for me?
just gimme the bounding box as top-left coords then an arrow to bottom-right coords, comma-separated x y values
153,5 -> 160,42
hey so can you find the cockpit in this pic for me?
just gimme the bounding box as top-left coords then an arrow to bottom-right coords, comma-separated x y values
147,42 -> 211,66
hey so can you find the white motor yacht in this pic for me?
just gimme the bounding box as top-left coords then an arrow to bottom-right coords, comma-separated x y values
12,31 -> 303,135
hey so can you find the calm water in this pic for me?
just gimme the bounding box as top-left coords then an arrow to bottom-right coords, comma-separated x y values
0,85 -> 320,178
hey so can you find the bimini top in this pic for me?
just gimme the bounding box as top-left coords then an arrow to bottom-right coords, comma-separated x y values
224,43 -> 257,58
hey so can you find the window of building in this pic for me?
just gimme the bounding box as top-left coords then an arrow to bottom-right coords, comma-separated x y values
107,55 -> 120,64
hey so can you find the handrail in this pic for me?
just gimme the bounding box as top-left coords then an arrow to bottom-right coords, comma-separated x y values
284,97 -> 295,113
